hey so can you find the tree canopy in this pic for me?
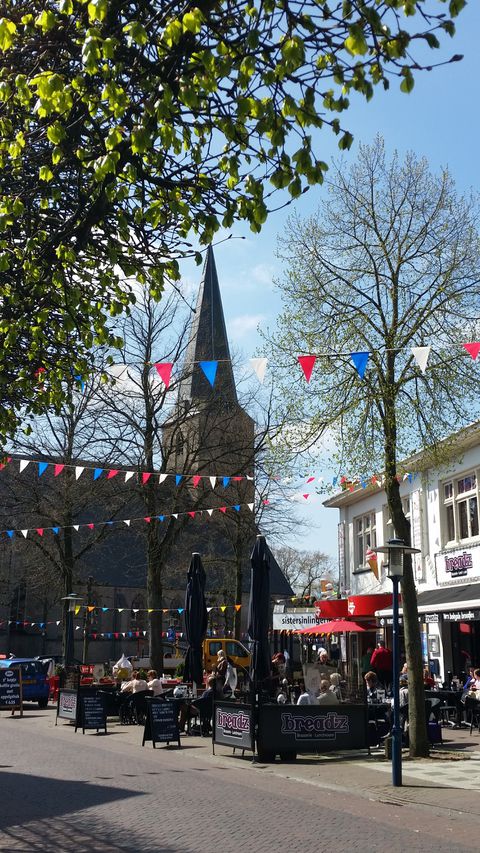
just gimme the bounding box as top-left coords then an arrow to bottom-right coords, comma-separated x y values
0,0 -> 464,440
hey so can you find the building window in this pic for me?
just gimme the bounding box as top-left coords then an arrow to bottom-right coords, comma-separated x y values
443,471 -> 479,545
354,512 -> 376,569
384,497 -> 411,542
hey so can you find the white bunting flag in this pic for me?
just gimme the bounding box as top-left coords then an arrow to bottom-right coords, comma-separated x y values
247,503 -> 254,511
159,473 -> 168,484
75,466 -> 84,480
246,475 -> 254,481
21,529 -> 28,538
250,357 -> 268,383
207,509 -> 214,517
124,471 -> 135,483
19,459 -> 30,473
209,476 -> 216,488
56,620 -> 61,626
411,346 -> 431,374
73,525 -> 80,532
123,519 -> 131,526
172,513 -> 178,519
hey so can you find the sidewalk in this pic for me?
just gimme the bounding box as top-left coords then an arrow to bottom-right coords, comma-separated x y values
47,706 -> 480,820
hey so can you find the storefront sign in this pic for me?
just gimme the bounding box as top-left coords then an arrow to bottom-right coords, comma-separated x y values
0,667 -> 22,710
257,704 -> 368,754
443,610 -> 480,622
213,702 -> 253,750
272,611 -> 322,631
424,614 -> 439,624
435,546 -> 480,584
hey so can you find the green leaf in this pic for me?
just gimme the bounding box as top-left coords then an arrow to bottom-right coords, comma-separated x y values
345,25 -> 368,57
0,17 -> 17,51
400,67 -> 414,93
123,21 -> 148,46
39,165 -> 54,182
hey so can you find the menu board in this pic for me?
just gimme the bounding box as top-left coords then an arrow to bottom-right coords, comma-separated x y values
0,668 -> 22,711
76,693 -> 107,733
57,689 -> 78,722
143,699 -> 180,748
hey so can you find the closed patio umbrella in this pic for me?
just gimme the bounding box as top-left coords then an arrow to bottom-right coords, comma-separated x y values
247,534 -> 271,686
183,552 -> 208,686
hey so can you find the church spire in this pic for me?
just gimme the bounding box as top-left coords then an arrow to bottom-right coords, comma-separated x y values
179,246 -> 238,404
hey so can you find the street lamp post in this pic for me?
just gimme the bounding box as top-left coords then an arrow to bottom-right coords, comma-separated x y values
373,538 -> 420,787
61,593 -> 83,666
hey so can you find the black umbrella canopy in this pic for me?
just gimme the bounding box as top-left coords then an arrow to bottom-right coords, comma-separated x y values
247,535 -> 271,685
183,553 -> 208,685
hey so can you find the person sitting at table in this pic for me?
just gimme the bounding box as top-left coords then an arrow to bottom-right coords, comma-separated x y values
120,670 -> 148,693
423,667 -> 435,688
468,668 -> 480,692
399,663 -> 408,685
297,682 -> 315,705
147,670 -> 164,696
464,666 -> 476,691
179,676 -> 218,733
317,679 -> 339,705
329,672 -> 343,701
364,671 -> 379,703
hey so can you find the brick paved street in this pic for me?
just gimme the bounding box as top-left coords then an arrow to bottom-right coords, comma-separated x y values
1,707 -> 480,853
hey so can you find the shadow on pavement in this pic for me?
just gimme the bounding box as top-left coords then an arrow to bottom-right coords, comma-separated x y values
0,771 -> 142,831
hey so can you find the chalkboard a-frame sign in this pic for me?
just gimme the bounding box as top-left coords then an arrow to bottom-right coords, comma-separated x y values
142,699 -> 181,748
0,667 -> 23,715
75,693 -> 107,734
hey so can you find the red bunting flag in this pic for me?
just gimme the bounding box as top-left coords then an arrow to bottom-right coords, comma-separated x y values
54,464 -> 64,477
306,476 -> 315,483
36,528 -> 44,536
142,472 -> 151,485
107,469 -> 119,479
303,494 -> 309,500
87,523 -> 94,529
192,475 -> 201,487
144,517 -> 151,523
463,342 -> 480,360
188,511 -> 196,518
219,507 -> 227,513
154,362 -> 173,388
298,355 -> 317,382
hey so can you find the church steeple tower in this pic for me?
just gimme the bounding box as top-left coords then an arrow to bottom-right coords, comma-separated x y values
179,246 -> 238,405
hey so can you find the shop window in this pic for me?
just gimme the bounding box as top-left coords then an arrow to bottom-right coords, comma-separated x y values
442,471 -> 479,545
354,512 -> 376,570
384,497 -> 411,541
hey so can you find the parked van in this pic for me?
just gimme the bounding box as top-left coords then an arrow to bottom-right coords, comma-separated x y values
0,658 -> 50,708
202,638 -> 251,674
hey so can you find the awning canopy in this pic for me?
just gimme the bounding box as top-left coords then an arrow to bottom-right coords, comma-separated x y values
376,582 -> 480,617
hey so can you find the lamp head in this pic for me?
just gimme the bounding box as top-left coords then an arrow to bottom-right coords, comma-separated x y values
61,592 -> 83,612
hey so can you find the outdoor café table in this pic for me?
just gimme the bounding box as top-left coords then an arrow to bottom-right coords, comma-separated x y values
424,689 -> 465,728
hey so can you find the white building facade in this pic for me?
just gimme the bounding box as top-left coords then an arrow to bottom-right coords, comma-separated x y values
324,422 -> 480,683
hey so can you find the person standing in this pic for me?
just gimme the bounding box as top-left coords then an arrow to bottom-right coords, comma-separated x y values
370,641 -> 393,690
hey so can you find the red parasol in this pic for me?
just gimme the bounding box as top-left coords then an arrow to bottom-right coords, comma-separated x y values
297,619 -> 377,634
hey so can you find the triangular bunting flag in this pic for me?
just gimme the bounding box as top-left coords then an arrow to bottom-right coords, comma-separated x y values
199,360 -> 218,387
159,473 -> 168,484
249,357 -> 268,383
154,362 -> 173,388
207,607 -> 213,613
123,519 -> 131,526
73,525 -> 80,532
306,476 -> 315,483
223,477 -> 230,488
192,475 -> 201,488
411,346 -> 431,374
177,608 -> 184,614
124,471 -> 135,482
75,467 -> 84,480
235,604 -> 241,611
463,342 -> 480,360
87,606 -> 95,613
144,517 -> 151,523
87,523 -> 94,530
107,469 -> 119,479
54,463 -> 64,477
188,511 -> 196,518
175,475 -> 182,486
246,475 -> 254,481
38,462 -> 48,476
36,528 -> 44,536
350,351 -> 370,379
297,355 -> 317,382
207,509 -> 214,517
142,472 -> 151,485
219,506 -> 227,513
172,513 -> 178,519
6,530 -> 14,538
209,476 -> 216,489
233,505 -> 240,511
247,503 -> 254,511
220,606 -> 227,613
302,494 -> 309,500
19,459 -> 30,473
93,468 -> 103,480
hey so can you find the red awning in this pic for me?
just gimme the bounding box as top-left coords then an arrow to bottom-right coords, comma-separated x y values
314,599 -> 349,618
297,619 -> 377,634
347,593 -> 399,617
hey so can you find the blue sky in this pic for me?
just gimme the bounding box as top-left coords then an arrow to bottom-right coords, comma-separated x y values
178,3 -> 479,566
